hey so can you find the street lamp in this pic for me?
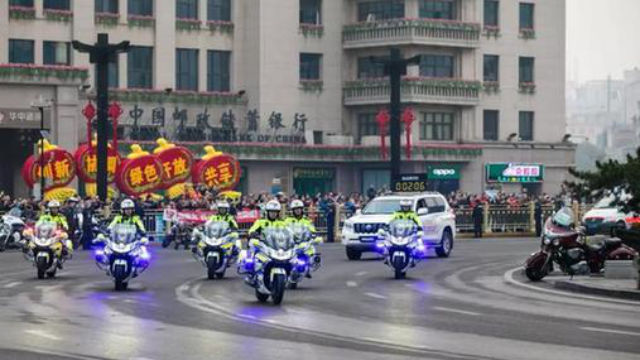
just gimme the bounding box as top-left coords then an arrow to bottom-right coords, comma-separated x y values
30,96 -> 53,201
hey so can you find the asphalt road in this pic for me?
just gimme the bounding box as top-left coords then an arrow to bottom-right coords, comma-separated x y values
0,237 -> 639,360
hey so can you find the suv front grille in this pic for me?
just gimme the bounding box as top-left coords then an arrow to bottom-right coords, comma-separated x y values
354,223 -> 384,234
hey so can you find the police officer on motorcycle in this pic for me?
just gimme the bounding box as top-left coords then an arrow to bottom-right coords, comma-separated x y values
109,199 -> 146,236
209,201 -> 238,230
33,200 -> 73,267
285,199 -> 322,277
242,200 -> 285,282
390,199 -> 422,227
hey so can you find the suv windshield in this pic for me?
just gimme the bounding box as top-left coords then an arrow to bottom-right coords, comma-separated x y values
362,199 -> 403,214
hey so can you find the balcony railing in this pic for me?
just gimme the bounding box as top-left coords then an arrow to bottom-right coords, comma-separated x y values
343,18 -> 480,49
343,77 -> 481,106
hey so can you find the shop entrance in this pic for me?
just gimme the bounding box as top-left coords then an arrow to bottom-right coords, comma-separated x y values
293,168 -> 335,196
0,129 -> 39,197
426,164 -> 461,196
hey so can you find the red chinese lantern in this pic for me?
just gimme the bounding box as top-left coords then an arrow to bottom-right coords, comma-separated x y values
22,148 -> 77,191
156,146 -> 194,189
108,102 -> 123,149
74,144 -> 121,183
192,154 -> 241,191
82,101 -> 96,144
401,107 -> 415,159
115,153 -> 163,197
376,109 -> 390,160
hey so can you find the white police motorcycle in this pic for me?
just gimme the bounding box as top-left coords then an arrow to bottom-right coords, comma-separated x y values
191,221 -> 240,279
0,208 -> 25,251
94,224 -> 150,291
288,223 -> 322,289
376,219 -> 425,279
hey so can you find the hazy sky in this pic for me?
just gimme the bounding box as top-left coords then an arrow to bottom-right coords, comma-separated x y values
567,0 -> 640,83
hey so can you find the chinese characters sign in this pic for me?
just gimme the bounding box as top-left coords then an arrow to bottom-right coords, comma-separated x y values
192,154 -> 241,191
21,148 -> 76,191
155,146 -> 194,189
74,145 -> 120,183
116,154 -> 163,196
485,163 -> 544,183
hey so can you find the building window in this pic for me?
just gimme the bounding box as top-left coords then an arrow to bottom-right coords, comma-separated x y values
519,56 -> 534,83
420,112 -> 453,140
357,56 -> 387,79
519,2 -> 534,30
176,49 -> 199,91
95,0 -> 118,13
483,110 -> 499,141
129,0 -> 153,16
128,46 -> 153,89
207,50 -> 230,91
10,0 -> 34,7
44,0 -> 70,10
358,113 -> 380,137
357,0 -> 404,22
177,0 -> 198,19
208,0 -> 231,21
43,41 -> 70,65
420,55 -> 454,78
419,0 -> 455,20
484,0 -> 499,27
519,111 -> 534,141
300,53 -> 321,80
483,55 -> 499,82
300,0 -> 321,24
9,39 -> 34,64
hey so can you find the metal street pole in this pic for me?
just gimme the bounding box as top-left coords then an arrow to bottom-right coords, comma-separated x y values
378,49 -> 421,185
73,33 -> 130,202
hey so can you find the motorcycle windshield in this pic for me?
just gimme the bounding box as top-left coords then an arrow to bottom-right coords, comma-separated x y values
389,219 -> 418,238
204,221 -> 229,238
288,223 -> 312,243
552,207 -> 574,228
7,207 -> 22,218
35,221 -> 57,239
263,227 -> 295,250
111,224 -> 137,244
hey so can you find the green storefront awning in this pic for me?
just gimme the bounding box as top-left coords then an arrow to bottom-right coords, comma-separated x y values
427,164 -> 461,180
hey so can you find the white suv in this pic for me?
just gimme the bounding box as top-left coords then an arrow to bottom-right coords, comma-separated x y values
341,192 -> 456,260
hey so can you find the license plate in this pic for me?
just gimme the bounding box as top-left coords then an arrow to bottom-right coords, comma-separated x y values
360,236 -> 377,242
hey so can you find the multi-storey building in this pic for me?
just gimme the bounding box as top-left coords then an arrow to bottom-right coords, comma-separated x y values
0,0 -> 572,197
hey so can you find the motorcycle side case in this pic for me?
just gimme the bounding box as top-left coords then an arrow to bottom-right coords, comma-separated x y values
607,245 -> 637,260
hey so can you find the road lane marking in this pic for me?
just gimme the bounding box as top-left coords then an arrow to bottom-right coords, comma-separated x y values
432,306 -> 481,317
3,281 -> 22,288
580,327 -> 640,337
364,292 -> 387,300
24,329 -> 61,341
346,281 -> 358,287
355,271 -> 368,277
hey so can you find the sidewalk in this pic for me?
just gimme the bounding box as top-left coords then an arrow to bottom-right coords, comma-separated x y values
551,276 -> 640,301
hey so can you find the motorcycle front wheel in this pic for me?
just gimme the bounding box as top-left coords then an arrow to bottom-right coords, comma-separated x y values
393,257 -> 406,279
271,273 -> 286,305
525,263 -> 549,281
115,280 -> 128,291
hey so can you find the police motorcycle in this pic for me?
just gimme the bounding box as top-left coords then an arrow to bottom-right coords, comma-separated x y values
0,207 -> 26,251
287,223 -> 322,289
376,219 -> 425,279
191,220 -> 240,279
22,221 -> 70,279
238,227 -> 297,305
94,224 -> 150,291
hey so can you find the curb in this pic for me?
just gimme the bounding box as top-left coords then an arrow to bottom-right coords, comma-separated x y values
553,280 -> 640,301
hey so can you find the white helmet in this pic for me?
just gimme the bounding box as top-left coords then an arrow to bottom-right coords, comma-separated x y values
48,200 -> 60,209
290,200 -> 304,210
121,199 -> 135,210
265,200 -> 281,212
399,199 -> 413,209
216,201 -> 230,209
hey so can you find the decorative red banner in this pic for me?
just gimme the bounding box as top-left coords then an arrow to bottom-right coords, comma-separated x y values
376,109 -> 390,160
192,154 -> 241,191
115,154 -> 163,196
74,144 -> 121,183
401,107 -> 415,159
21,147 -> 77,191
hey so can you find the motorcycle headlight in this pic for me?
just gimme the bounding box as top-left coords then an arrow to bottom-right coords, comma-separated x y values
204,236 -> 223,246
109,242 -> 134,253
553,239 -> 560,246
543,238 -> 551,245
390,236 -> 410,246
34,237 -> 54,247
270,248 -> 294,260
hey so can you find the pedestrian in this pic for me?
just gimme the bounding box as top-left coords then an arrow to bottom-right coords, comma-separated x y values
367,185 -> 376,201
472,202 -> 483,238
534,200 -> 543,237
